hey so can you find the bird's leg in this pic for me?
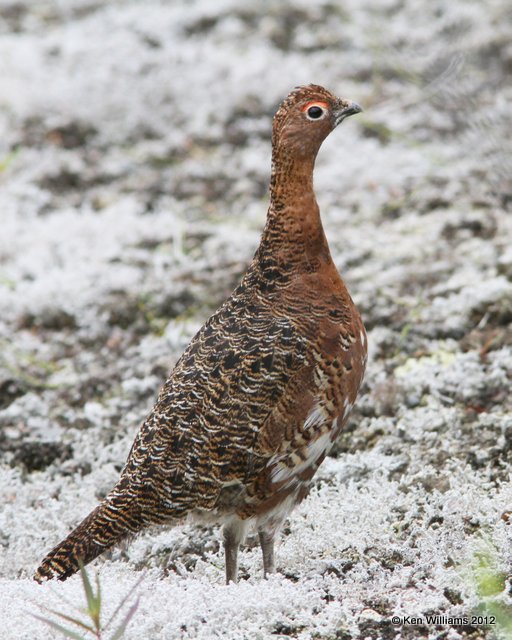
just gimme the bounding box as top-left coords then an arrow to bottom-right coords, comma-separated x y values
258,529 -> 275,578
223,521 -> 245,584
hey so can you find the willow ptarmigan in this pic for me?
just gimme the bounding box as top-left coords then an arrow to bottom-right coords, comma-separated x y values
35,84 -> 366,584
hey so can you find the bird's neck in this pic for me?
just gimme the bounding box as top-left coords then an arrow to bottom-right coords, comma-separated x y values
255,150 -> 333,286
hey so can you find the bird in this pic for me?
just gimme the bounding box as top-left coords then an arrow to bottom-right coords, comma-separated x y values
34,84 -> 367,585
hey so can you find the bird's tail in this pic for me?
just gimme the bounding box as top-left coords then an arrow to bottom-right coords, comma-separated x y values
34,491 -> 142,583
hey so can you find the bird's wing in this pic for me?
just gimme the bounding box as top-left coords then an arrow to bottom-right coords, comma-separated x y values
119,292 -> 313,513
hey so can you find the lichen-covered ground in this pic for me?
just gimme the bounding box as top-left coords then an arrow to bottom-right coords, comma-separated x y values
0,1 -> 511,638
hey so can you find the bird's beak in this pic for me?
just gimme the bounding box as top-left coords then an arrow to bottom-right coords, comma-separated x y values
334,101 -> 363,126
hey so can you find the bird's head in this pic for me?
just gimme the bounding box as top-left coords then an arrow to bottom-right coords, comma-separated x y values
272,84 -> 362,159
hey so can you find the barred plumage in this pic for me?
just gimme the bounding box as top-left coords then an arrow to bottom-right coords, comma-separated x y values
35,84 -> 366,584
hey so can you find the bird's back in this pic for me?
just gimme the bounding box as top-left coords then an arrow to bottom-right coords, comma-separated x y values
121,273 -> 307,517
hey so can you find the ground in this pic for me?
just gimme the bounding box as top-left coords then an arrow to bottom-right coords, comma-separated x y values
0,0 -> 511,638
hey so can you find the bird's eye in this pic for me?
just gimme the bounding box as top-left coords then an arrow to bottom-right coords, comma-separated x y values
306,105 -> 325,120
302,100 -> 329,121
